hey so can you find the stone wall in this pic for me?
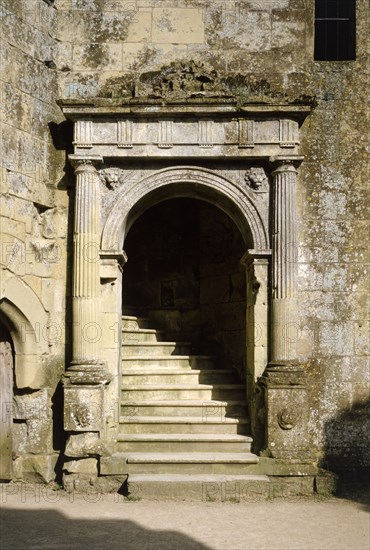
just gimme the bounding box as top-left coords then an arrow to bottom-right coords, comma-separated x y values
297,60 -> 370,470
0,0 -> 68,481
1,0 -> 369,478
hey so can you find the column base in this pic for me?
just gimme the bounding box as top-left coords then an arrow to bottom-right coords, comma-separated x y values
68,361 -> 112,385
63,362 -> 111,433
259,361 -> 310,460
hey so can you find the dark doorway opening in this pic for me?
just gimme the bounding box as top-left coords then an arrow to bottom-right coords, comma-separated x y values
123,198 -> 246,377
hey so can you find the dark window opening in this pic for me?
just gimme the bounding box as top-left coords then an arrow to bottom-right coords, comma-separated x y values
315,0 -> 356,60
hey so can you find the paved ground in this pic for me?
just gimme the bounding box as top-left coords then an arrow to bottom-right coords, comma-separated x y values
0,484 -> 369,550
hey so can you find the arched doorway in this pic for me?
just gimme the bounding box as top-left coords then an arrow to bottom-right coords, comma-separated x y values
100,166 -> 270,453
123,197 -> 247,379
0,321 -> 14,480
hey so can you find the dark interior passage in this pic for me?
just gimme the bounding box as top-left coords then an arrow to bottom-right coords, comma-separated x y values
123,198 -> 246,376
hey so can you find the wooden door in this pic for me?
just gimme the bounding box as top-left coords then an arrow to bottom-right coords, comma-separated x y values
0,324 -> 13,479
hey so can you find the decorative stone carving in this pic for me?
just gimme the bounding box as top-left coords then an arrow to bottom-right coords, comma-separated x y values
73,405 -> 94,429
244,167 -> 269,192
136,61 -> 222,98
277,406 -> 302,430
74,120 -> 93,148
117,120 -> 133,148
198,120 -> 213,147
260,364 -> 310,459
101,167 -> 269,252
239,120 -> 254,148
64,386 -> 104,432
99,167 -> 126,190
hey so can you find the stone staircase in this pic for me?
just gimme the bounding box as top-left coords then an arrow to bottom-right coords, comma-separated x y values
114,314 -> 267,499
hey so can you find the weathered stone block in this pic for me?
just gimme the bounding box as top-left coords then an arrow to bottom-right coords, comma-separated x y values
62,473 -> 127,494
15,356 -> 49,389
13,388 -> 49,420
64,458 -> 98,475
126,11 -> 152,42
152,8 -> 204,44
25,418 -> 53,454
13,454 -> 58,483
315,470 -> 338,496
100,454 -> 128,476
12,422 -> 28,455
65,433 -> 112,458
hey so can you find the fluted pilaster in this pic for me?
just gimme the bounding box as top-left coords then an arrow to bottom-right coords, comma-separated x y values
271,161 -> 298,363
70,156 -> 103,370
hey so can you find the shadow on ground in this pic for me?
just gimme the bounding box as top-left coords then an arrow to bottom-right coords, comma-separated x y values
0,506 -> 212,550
323,397 -> 370,511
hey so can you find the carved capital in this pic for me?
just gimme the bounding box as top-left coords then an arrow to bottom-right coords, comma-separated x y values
270,155 -> 304,174
69,155 -> 103,175
240,249 -> 271,267
100,250 -> 128,280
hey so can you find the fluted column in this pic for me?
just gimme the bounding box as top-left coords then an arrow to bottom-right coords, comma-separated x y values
63,155 -> 110,454
68,155 -> 105,376
271,161 -> 298,363
259,157 -> 309,459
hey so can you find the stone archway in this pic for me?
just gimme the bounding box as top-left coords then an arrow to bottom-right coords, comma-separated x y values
101,165 -> 269,252
60,100 -> 311,482
96,165 -> 271,452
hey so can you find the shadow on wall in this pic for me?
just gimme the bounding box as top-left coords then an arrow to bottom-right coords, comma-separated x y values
0,507 -> 212,550
323,397 -> 370,510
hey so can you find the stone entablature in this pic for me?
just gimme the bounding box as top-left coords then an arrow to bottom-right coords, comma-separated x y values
61,100 -> 309,160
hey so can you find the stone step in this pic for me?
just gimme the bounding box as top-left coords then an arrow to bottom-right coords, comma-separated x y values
116,433 -> 252,453
121,384 -> 246,401
100,452 -> 260,476
122,315 -> 150,330
124,473 -> 270,501
122,342 -> 192,356
125,452 -> 260,475
122,328 -> 165,343
122,355 -> 216,369
121,369 -> 238,385
120,399 -> 248,418
119,415 -> 249,434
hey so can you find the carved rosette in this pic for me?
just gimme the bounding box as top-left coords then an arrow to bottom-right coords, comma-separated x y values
277,406 -> 302,430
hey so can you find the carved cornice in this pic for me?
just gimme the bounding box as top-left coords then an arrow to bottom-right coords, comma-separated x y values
59,99 -> 312,122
